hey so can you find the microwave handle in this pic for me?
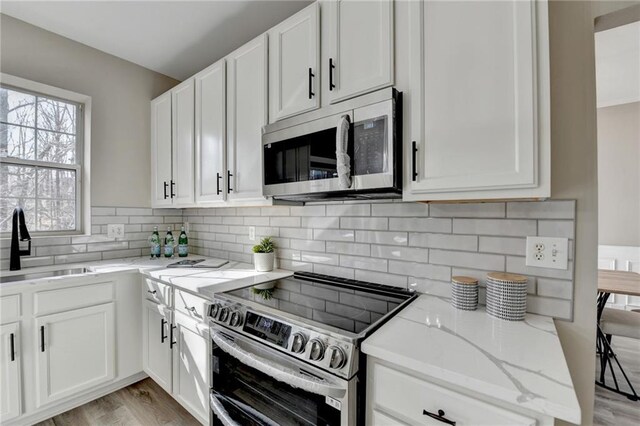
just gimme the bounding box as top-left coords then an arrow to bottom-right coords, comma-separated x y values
211,329 -> 347,399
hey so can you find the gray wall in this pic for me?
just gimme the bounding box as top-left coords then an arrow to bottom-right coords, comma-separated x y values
597,101 -> 640,247
0,14 -> 179,207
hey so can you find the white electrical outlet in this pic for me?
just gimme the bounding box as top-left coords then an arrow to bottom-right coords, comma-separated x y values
107,224 -> 125,239
525,236 -> 569,270
249,226 -> 256,241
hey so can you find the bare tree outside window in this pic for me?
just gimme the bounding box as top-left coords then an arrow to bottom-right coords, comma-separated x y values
0,86 -> 82,233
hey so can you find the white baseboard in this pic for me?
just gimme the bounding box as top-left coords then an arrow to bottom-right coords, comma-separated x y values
7,372 -> 148,426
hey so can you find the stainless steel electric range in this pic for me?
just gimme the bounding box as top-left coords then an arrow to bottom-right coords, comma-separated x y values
208,271 -> 417,426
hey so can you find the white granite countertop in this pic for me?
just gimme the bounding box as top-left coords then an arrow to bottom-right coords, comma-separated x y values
362,295 -> 581,424
0,255 -> 292,299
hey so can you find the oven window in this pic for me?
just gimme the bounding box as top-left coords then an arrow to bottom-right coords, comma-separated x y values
353,115 -> 388,175
211,344 -> 341,426
264,127 -> 339,185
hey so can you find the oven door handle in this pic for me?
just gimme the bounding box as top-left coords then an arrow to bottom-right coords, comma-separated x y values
211,329 -> 347,399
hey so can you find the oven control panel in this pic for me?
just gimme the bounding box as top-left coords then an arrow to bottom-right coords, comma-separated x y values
209,299 -> 356,379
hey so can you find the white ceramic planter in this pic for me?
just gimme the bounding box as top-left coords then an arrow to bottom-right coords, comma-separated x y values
254,252 -> 275,272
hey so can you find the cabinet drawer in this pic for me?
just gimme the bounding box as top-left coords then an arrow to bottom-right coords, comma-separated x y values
369,409 -> 408,426
371,362 -> 536,426
0,295 -> 21,323
144,279 -> 172,306
174,289 -> 208,321
34,282 -> 114,316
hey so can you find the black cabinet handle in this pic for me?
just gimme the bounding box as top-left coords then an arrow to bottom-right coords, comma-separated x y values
227,171 -> 233,193
329,58 -> 336,91
412,141 -> 418,181
308,68 -> 315,99
147,290 -> 157,294
163,181 -> 169,199
170,324 -> 177,348
40,325 -> 45,352
170,180 -> 176,198
161,318 -> 167,343
423,409 -> 456,426
10,333 -> 15,362
216,172 -> 222,195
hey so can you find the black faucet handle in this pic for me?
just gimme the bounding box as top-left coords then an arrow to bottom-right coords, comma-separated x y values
19,239 -> 31,256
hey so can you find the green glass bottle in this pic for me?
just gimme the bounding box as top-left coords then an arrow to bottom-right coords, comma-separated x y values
149,226 -> 161,258
178,226 -> 188,257
164,227 -> 174,258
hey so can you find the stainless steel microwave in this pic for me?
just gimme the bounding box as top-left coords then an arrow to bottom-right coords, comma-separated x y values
262,88 -> 402,201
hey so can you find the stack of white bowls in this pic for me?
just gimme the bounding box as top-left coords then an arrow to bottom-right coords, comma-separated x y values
451,276 -> 479,310
486,272 -> 528,321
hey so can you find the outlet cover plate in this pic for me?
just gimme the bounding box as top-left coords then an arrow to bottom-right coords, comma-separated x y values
525,236 -> 569,270
107,224 -> 125,239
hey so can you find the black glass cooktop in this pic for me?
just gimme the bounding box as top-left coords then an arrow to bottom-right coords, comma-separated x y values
223,272 -> 416,335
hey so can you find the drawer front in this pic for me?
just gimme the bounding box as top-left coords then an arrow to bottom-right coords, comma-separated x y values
174,289 -> 208,321
34,282 -> 114,316
144,279 -> 172,306
371,362 -> 536,426
0,294 -> 21,323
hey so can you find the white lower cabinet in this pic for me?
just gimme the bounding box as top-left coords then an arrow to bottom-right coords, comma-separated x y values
367,358 -> 541,426
35,303 -> 116,407
142,300 -> 173,393
0,322 -> 22,423
173,311 -> 209,424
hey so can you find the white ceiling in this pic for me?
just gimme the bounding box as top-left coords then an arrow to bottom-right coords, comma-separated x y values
595,20 -> 640,108
0,0 -> 313,81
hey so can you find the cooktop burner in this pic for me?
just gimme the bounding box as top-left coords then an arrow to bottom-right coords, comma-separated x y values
223,271 -> 415,335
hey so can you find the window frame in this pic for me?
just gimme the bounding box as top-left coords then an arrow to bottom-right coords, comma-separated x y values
0,73 -> 91,237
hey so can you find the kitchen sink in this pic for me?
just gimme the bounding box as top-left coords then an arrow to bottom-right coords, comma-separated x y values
0,267 -> 90,284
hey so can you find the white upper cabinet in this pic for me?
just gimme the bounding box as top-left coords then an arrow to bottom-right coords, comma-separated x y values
171,79 -> 195,206
269,2 -> 320,122
195,59 -> 226,204
404,0 -> 550,201
324,0 -> 394,104
226,34 -> 268,201
151,92 -> 173,207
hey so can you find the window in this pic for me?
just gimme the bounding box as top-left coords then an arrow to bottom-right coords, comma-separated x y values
1,83 -> 85,234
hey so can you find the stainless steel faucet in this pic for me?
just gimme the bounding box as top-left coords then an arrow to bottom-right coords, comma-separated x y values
10,207 -> 32,271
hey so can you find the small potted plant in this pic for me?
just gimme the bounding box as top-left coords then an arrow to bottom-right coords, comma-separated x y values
252,236 -> 276,273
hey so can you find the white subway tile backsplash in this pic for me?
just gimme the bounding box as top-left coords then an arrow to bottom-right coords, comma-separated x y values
326,204 -> 370,216
430,203 -> 505,218
340,217 -> 388,230
429,249 -> 504,271
389,218 -> 452,233
538,220 -> 575,239
478,236 -> 526,256
5,200 -> 576,320
453,219 -> 536,237
507,200 -> 575,219
409,233 -> 478,251
371,245 -> 428,263
355,230 -> 408,246
371,203 -> 429,217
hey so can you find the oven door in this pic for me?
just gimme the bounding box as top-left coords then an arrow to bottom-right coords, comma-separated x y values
210,326 -> 354,426
263,112 -> 353,197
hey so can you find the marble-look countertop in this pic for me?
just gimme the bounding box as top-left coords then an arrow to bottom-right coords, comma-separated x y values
1,255 -> 292,300
362,295 -> 581,424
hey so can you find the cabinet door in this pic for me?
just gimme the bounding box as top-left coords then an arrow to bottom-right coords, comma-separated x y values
325,0 -> 394,104
172,79 -> 195,206
0,323 -> 21,422
35,303 -> 115,407
151,92 -> 173,207
142,300 -> 173,393
195,59 -> 226,204
172,312 -> 209,424
226,34 -> 268,201
269,2 -> 320,121
407,0 -> 549,200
